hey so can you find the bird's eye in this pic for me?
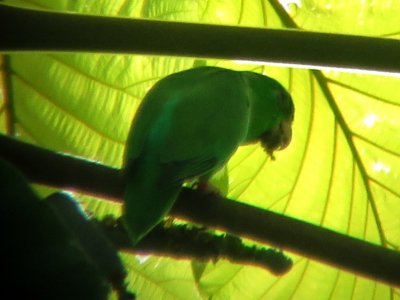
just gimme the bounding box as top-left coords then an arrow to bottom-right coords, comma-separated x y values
276,90 -> 288,109
276,90 -> 294,122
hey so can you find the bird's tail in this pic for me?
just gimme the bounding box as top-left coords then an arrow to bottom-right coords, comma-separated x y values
122,162 -> 182,245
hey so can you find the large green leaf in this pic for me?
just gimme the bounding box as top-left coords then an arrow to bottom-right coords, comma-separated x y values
1,0 -> 399,299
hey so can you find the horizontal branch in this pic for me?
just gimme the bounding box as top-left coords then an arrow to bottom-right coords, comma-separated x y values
1,134 -> 399,286
1,5 -> 400,73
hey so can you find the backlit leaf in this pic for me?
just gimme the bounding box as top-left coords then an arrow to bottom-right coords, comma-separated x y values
1,0 -> 399,299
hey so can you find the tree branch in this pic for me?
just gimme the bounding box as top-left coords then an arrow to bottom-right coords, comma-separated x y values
0,134 -> 399,286
99,218 -> 292,276
1,5 -> 400,73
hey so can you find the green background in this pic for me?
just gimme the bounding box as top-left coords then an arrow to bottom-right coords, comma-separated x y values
1,0 -> 399,299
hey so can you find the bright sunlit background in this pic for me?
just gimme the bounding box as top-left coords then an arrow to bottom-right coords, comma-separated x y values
1,0 -> 399,299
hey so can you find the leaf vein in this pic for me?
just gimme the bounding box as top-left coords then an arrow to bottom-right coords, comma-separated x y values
320,121 -> 338,226
314,70 -> 387,246
283,70 -> 314,214
48,54 -> 142,100
327,78 -> 400,107
12,73 -> 123,144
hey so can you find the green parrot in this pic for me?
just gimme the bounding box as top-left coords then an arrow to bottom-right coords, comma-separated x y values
123,66 -> 294,244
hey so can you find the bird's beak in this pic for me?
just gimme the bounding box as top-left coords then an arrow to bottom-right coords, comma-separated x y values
278,119 -> 292,150
260,119 -> 293,159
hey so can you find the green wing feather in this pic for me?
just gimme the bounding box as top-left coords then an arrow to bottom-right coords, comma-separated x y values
125,66 -> 250,166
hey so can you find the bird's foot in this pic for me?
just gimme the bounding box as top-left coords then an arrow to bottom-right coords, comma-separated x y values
196,181 -> 221,196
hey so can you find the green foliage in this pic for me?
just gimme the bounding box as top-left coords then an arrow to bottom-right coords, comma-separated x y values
1,0 -> 399,299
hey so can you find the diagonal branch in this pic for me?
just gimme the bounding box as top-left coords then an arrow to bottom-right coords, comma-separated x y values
0,134 -> 399,287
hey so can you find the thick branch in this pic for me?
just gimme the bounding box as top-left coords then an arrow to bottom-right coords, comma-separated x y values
1,5 -> 400,73
0,135 -> 399,286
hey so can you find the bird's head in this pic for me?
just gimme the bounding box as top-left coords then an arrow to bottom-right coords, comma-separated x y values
260,90 -> 294,160
241,71 -> 294,159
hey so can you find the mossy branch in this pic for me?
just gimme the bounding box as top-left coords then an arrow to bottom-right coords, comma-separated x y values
100,218 -> 292,276
1,134 -> 399,286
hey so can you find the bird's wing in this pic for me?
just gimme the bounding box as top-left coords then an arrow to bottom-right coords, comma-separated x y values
125,67 -> 250,180
160,155 -> 220,185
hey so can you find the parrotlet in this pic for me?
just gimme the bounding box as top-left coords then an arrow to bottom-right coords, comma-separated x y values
123,66 -> 294,244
